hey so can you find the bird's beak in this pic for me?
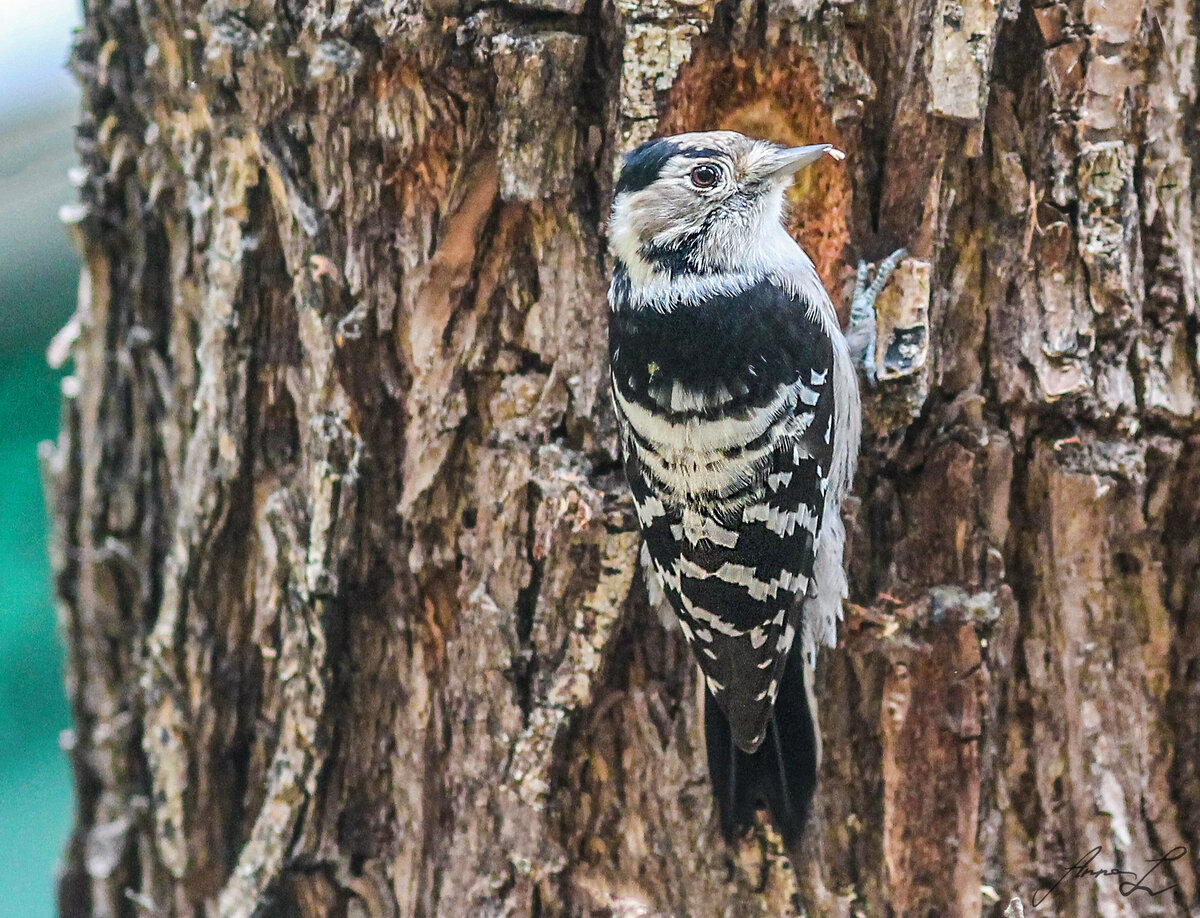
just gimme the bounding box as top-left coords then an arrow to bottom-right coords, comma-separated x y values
765,144 -> 844,180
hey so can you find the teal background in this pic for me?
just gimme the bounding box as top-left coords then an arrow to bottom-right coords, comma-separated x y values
0,102 -> 80,918
2,2 -> 121,914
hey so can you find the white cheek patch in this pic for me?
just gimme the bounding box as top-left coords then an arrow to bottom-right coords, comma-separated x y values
608,194 -> 656,284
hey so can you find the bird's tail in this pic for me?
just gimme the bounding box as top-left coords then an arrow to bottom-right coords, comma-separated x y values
704,648 -> 819,852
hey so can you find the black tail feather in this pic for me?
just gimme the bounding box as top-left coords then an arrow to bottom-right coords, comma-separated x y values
704,649 -> 818,851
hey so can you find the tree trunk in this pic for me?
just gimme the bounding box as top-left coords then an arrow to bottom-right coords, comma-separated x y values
49,0 -> 1200,914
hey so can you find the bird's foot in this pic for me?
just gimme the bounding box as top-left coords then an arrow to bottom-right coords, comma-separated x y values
847,248 -> 907,387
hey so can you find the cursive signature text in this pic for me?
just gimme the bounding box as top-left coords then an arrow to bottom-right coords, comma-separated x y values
1033,845 -> 1188,907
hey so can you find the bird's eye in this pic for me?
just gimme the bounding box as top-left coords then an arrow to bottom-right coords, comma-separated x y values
690,164 -> 721,189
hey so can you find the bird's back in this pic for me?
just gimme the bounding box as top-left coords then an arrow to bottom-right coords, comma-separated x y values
610,271 -> 836,751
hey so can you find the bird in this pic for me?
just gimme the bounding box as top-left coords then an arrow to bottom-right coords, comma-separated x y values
606,129 -> 901,854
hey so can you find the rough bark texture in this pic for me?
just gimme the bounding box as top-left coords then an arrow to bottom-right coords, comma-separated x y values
48,0 -> 1200,914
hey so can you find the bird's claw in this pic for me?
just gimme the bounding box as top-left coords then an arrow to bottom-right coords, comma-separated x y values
848,248 -> 907,388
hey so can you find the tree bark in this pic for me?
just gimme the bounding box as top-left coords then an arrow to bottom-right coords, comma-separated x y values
49,0 -> 1200,914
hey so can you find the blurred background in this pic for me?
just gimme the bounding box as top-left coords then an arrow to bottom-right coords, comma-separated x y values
1,0 -> 83,914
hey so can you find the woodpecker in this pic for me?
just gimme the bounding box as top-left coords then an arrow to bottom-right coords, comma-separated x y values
607,130 -> 900,852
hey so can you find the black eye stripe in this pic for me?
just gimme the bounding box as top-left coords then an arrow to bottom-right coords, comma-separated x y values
676,147 -> 727,160
615,140 -> 740,195
616,139 -> 684,195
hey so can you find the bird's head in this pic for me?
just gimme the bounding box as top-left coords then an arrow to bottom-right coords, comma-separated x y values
609,130 -> 840,285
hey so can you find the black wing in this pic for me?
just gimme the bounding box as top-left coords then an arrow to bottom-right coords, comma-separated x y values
611,276 -> 835,752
